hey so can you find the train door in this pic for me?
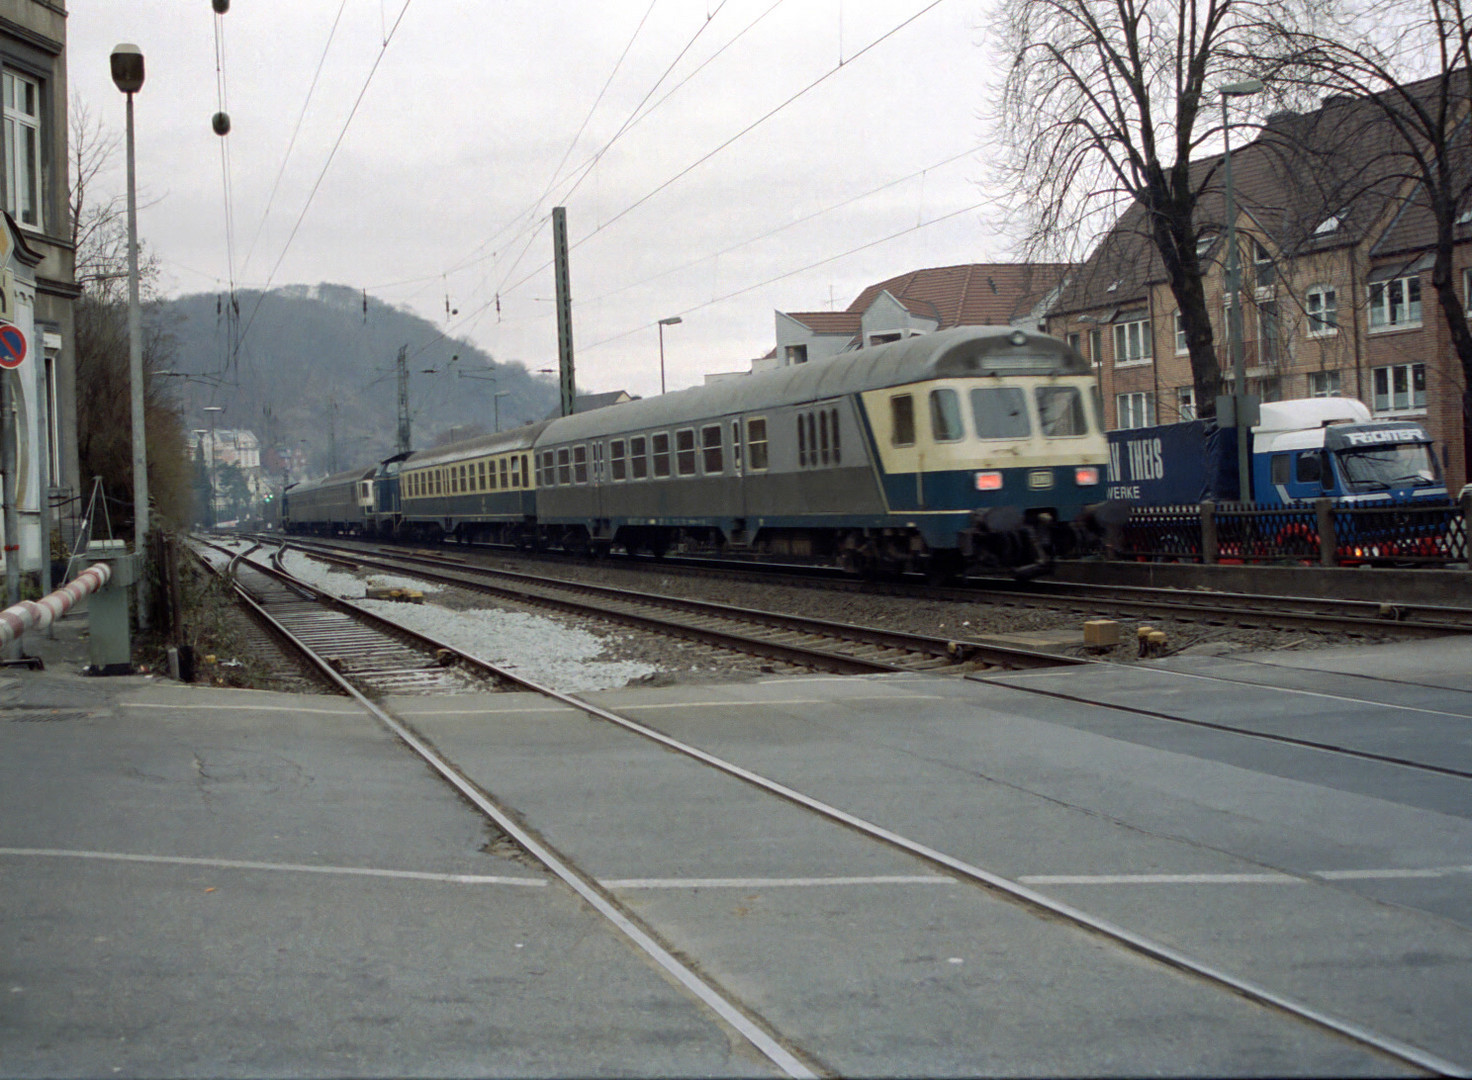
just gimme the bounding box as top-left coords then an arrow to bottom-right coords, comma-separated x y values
592,440 -> 606,525
732,419 -> 746,524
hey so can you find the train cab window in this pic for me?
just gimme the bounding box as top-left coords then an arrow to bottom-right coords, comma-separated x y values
971,387 -> 1030,439
676,429 -> 697,476
573,445 -> 588,484
1036,386 -> 1088,437
610,439 -> 627,481
930,389 -> 965,442
746,417 -> 768,470
830,408 -> 841,465
890,394 -> 916,447
1271,454 -> 1291,485
630,436 -> 649,480
1297,452 -> 1325,485
701,425 -> 723,474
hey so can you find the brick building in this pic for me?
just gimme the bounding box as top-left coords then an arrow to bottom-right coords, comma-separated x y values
1045,77 -> 1472,491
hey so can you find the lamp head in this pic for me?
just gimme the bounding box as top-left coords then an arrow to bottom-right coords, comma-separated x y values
1218,77 -> 1263,98
659,316 -> 683,327
110,44 -> 145,94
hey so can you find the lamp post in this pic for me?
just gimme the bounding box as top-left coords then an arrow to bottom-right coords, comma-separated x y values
203,406 -> 223,527
658,316 -> 683,395
1219,76 -> 1263,504
111,43 -> 148,622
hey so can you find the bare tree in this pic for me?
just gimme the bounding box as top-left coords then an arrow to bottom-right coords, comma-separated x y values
1274,0 -> 1472,470
988,0 -> 1331,417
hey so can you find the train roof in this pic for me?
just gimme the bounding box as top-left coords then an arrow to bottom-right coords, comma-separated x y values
402,419 -> 552,469
288,464 -> 377,494
538,326 -> 1085,442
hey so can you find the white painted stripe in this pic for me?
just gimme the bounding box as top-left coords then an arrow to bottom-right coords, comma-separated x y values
118,702 -> 360,716
1314,865 -> 1472,881
605,875 -> 952,889
617,696 -> 948,711
0,847 -> 547,887
1022,872 -> 1299,885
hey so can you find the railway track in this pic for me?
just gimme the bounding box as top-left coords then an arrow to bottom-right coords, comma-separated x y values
193,540 -> 494,697
252,532 -> 1472,640
267,536 -> 1080,677
196,537 -> 1464,1077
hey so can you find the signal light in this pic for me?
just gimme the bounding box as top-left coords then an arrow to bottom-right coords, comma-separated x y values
1075,466 -> 1100,486
975,471 -> 1003,491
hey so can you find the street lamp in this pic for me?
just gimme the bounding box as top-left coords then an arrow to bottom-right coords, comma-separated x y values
203,406 -> 223,527
658,316 -> 683,395
111,43 -> 147,623
1219,76 -> 1263,504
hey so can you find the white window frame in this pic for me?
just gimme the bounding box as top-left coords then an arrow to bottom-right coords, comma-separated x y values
1173,312 -> 1188,355
1115,391 -> 1155,430
1368,275 -> 1422,331
1308,371 -> 1341,398
3,71 -> 43,230
1305,285 -> 1337,337
1176,386 -> 1196,421
1112,316 -> 1152,366
1372,362 -> 1426,416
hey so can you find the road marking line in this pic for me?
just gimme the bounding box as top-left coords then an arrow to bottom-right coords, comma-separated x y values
1021,872 -> 1300,885
605,875 -> 952,889
1314,865 -> 1472,880
0,847 -> 547,886
616,696 -> 948,711
118,702 -> 361,716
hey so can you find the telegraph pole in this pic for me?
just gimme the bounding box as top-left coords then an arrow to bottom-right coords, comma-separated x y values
552,207 -> 575,417
395,345 -> 411,454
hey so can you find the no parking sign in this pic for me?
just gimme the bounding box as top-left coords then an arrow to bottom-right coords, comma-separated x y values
0,323 -> 25,369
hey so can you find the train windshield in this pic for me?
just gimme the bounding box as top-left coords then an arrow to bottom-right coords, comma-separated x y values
1334,443 -> 1441,491
1035,386 -> 1088,437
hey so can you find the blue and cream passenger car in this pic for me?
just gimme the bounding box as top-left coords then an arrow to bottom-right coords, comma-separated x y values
532,326 -> 1116,576
395,421 -> 549,545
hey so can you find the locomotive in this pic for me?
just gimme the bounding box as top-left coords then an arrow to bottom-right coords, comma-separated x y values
284,326 -> 1121,578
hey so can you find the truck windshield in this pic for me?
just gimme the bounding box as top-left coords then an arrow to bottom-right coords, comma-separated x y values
1334,443 -> 1440,491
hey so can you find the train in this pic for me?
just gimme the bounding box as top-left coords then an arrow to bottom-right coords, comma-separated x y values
282,326 -> 1123,578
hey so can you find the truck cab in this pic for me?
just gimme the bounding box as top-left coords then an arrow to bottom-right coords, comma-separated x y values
1252,399 -> 1444,507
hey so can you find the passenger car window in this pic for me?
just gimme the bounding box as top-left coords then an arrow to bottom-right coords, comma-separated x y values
746,418 -> 768,470
890,395 -> 915,447
676,429 -> 697,476
631,436 -> 649,479
1035,386 -> 1087,437
971,387 -> 1030,439
610,439 -> 627,481
701,425 -> 723,474
652,433 -> 671,477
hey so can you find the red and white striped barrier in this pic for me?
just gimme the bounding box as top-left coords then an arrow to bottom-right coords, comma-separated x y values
0,563 -> 112,647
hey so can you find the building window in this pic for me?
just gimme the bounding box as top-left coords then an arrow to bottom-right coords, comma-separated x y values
785,344 -> 808,364
3,72 -> 42,229
1089,329 -> 1103,369
1308,371 -> 1340,398
1372,363 -> 1426,414
1067,332 -> 1081,354
1306,285 -> 1337,336
1176,386 -> 1196,421
1252,238 -> 1275,289
1258,300 -> 1281,365
1369,275 -> 1422,329
1116,391 -> 1155,430
1174,312 -> 1188,354
746,417 -> 768,470
1112,316 -> 1152,364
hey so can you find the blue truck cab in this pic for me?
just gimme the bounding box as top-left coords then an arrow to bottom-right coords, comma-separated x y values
1250,399 -> 1444,506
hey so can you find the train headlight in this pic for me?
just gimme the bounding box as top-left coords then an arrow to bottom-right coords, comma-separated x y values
975,471 -> 1004,491
1074,466 -> 1100,486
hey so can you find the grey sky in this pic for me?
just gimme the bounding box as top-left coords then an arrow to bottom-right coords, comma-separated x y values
69,1 -> 1001,398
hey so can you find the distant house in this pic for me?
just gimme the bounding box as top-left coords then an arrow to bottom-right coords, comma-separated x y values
757,263 -> 1074,374
573,390 -> 636,413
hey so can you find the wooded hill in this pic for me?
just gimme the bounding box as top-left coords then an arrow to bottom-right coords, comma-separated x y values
153,284 -> 560,477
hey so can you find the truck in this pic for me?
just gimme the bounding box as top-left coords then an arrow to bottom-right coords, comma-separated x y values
1105,398 -> 1446,508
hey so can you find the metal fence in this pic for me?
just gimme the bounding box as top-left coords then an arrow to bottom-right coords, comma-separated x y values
1116,498 -> 1470,566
